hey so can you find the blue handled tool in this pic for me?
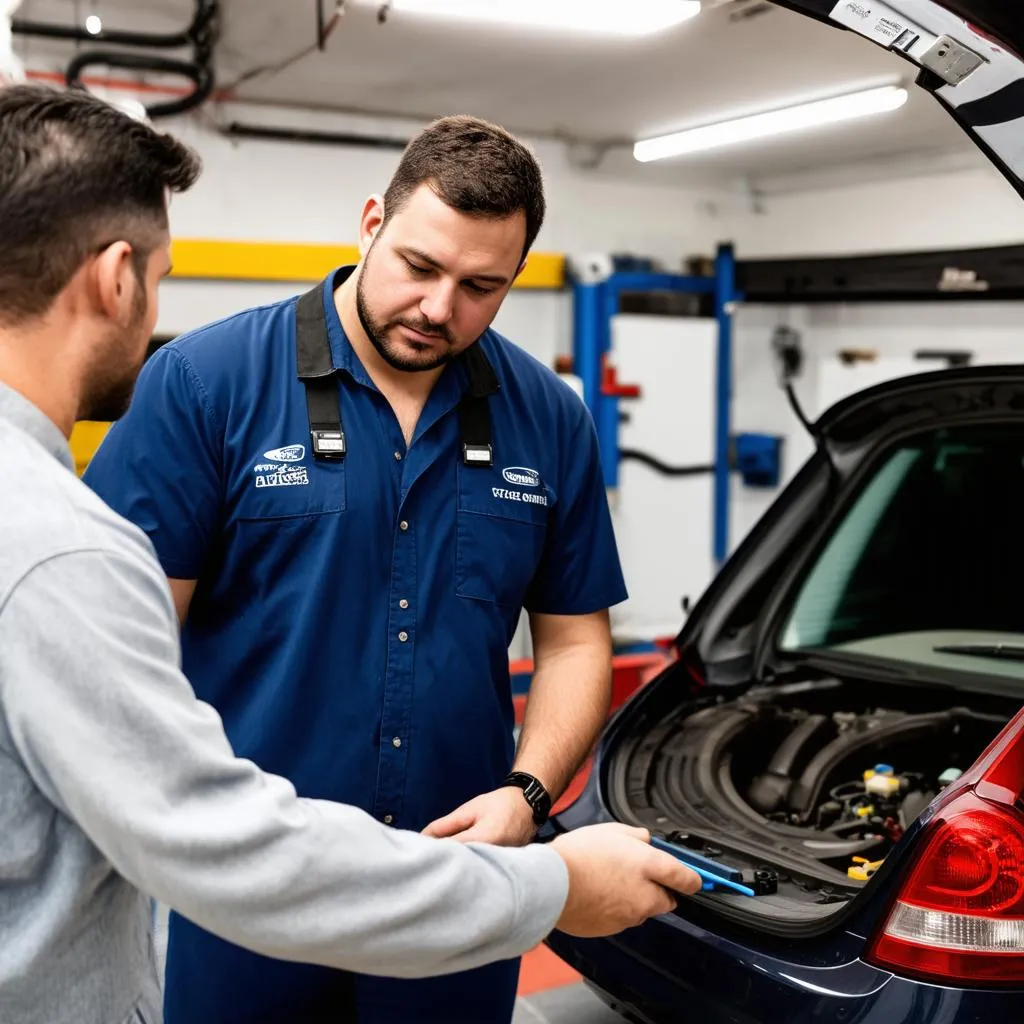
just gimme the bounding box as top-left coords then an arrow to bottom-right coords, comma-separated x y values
651,837 -> 757,897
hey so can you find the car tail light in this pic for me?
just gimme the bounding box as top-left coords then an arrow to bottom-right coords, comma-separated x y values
867,708 -> 1024,985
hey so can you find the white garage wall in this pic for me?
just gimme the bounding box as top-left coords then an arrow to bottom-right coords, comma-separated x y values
712,162 -> 1024,259
610,316 -> 719,642
705,157 -> 1024,550
729,301 -> 1024,550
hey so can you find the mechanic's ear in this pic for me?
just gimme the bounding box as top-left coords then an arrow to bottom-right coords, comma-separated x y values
92,241 -> 138,325
359,194 -> 386,256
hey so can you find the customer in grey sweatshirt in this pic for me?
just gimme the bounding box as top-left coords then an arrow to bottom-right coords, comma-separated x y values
0,85 -> 700,1024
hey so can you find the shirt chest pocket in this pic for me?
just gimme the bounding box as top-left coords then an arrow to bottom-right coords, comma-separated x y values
455,466 -> 550,607
234,454 -> 347,521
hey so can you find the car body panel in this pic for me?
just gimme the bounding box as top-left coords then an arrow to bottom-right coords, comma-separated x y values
548,927 -> 1023,1024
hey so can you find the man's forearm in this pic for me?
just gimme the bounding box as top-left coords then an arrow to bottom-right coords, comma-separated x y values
2,548 -> 571,979
513,641 -> 612,801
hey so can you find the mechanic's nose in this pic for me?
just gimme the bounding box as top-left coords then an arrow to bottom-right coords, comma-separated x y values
420,280 -> 455,325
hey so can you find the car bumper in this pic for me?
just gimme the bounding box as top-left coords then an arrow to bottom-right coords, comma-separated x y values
546,914 -> 1024,1024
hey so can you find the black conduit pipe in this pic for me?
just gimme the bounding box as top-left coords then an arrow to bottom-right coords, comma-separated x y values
12,0 -> 219,119
64,50 -> 215,119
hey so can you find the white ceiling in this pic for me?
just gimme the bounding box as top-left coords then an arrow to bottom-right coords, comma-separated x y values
13,0 -> 984,190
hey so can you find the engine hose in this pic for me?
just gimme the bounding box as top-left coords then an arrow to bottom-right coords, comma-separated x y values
747,714 -> 832,815
787,710 -> 956,821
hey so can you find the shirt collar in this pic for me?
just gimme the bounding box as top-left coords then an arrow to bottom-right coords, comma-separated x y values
0,382 -> 74,471
321,265 -> 372,386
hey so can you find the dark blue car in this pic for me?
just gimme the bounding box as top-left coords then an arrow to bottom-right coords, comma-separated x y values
546,6 -> 1024,1016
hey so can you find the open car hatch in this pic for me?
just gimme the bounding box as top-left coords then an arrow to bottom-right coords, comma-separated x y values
774,1 -> 1024,199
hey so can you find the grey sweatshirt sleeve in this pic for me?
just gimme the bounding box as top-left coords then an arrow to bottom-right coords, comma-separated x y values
0,543 -> 568,978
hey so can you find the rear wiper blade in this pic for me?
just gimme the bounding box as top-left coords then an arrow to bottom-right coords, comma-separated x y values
934,643 -> 1024,662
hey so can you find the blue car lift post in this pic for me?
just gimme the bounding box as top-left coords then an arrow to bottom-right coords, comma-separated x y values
572,244 -> 739,567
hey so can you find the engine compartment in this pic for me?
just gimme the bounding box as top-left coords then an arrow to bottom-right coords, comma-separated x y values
607,673 -> 1011,915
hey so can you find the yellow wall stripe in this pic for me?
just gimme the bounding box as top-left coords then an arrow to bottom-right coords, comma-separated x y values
170,240 -> 565,289
70,421 -> 112,477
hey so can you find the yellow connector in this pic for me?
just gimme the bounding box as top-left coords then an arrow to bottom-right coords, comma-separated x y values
863,770 -> 876,781
855,805 -> 875,818
847,856 -> 884,882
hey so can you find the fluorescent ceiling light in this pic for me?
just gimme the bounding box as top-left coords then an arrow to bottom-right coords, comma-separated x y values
634,84 -> 909,162
362,1 -> 702,38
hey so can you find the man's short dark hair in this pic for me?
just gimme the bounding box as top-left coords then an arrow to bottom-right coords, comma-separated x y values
0,84 -> 201,325
383,115 -> 545,260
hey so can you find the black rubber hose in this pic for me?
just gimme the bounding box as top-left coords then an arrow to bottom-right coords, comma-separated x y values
13,18 -> 193,48
13,0 -> 217,50
747,714 -> 831,815
65,51 -> 214,119
770,714 -> 833,779
618,449 -> 715,477
19,0 -> 220,120
785,381 -> 816,438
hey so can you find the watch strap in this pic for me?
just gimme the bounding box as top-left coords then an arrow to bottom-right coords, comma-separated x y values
502,771 -> 552,826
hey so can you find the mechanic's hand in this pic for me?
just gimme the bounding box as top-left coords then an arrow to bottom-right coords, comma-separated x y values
422,787 -> 537,846
550,824 -> 702,938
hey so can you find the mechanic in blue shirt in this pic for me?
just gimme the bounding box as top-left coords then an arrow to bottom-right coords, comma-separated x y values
85,114 -> 628,1024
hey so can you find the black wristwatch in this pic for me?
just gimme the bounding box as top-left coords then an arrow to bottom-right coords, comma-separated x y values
503,771 -> 552,827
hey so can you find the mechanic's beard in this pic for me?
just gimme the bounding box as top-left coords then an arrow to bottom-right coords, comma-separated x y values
80,298 -> 148,422
356,263 -> 454,374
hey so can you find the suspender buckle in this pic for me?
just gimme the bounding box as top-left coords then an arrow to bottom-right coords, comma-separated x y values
463,442 -> 492,467
312,429 -> 346,460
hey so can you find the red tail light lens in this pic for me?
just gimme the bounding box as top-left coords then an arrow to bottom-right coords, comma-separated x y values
915,808 -> 1024,915
868,796 -> 1024,983
867,707 -> 1024,984
868,708 -> 1024,985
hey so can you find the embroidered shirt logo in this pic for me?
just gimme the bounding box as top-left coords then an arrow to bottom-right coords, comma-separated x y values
253,442 -> 309,488
494,466 -> 547,506
502,466 -> 540,488
264,444 -> 306,462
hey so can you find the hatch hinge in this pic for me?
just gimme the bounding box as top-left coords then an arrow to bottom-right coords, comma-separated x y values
920,34 -> 987,87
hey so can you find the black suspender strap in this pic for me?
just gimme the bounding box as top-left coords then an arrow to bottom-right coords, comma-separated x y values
295,285 -> 346,461
295,276 -> 501,467
459,343 -> 500,468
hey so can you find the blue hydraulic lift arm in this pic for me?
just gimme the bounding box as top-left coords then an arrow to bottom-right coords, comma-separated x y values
571,244 -> 739,567
713,245 -> 737,566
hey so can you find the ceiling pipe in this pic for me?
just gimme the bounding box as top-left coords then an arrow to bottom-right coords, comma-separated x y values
11,0 -> 219,118
221,122 -> 409,150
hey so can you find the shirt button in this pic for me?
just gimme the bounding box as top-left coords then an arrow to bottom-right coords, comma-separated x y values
383,814 -> 393,825
399,599 -> 409,609
399,520 -> 409,531
398,630 -> 409,642
392,737 -> 402,748
394,451 -> 402,461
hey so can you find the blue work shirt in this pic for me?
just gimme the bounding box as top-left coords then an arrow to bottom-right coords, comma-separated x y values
85,267 -> 627,1023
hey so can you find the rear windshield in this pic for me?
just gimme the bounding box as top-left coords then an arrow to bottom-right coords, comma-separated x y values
779,424 -> 1024,681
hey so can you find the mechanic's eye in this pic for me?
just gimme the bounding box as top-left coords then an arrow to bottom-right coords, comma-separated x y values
404,259 -> 430,277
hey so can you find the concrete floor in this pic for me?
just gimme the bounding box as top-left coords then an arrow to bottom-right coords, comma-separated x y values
513,985 -> 624,1023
